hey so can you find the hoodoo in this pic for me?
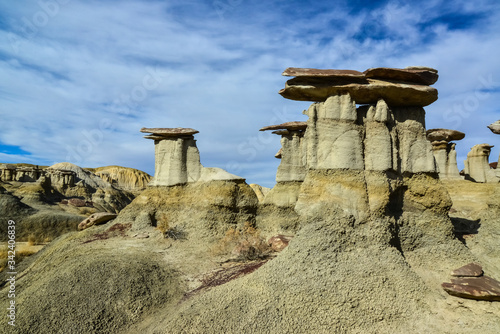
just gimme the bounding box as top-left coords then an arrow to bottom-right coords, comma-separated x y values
426,128 -> 465,180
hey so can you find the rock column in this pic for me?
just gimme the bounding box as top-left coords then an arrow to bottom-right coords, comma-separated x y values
141,128 -> 202,187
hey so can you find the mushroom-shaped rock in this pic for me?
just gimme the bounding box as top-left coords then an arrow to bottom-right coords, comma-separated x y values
364,67 -> 439,85
426,128 -> 465,142
143,127 -> 202,186
487,120 -> 500,134
259,121 -> 307,132
140,127 -> 199,138
78,212 -> 117,230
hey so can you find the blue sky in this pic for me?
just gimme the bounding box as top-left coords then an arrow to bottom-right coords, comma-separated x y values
0,0 -> 499,187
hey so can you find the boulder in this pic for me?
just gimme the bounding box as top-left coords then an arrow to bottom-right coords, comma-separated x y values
442,276 -> 500,301
426,128 -> 465,142
78,212 -> 117,230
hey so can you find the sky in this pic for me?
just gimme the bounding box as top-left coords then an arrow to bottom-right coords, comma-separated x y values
0,0 -> 499,188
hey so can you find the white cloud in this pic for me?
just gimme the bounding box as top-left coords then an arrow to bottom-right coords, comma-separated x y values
0,0 -> 499,185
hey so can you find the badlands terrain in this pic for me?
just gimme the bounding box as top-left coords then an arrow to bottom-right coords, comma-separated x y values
1,66 -> 500,333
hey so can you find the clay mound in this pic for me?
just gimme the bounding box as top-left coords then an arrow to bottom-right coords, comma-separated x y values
94,165 -> 152,191
147,213 -> 496,333
0,229 -> 184,334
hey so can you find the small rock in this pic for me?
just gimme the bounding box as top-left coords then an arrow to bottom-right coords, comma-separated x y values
69,198 -> 87,207
268,235 -> 293,252
451,262 -> 483,277
78,212 -> 117,231
134,233 -> 150,239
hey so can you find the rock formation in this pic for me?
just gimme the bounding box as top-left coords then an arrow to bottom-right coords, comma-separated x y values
141,127 -> 243,186
279,66 -> 438,106
259,121 -> 307,182
487,120 -> 500,178
104,127 -> 259,242
426,128 -> 464,180
94,166 -> 151,192
463,144 -> 499,183
487,120 -> 500,134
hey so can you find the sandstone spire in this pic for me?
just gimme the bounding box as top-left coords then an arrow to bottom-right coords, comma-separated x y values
259,121 -> 307,182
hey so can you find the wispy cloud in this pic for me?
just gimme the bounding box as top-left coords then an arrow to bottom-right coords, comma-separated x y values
0,0 -> 499,187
